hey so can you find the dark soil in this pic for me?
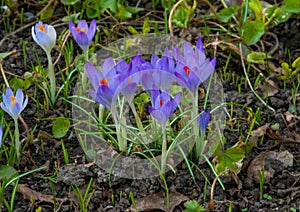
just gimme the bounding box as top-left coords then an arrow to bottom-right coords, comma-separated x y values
0,1 -> 300,212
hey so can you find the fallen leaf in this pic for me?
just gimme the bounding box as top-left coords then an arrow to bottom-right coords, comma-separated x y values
263,79 -> 279,97
284,111 -> 299,122
264,150 -> 293,168
130,187 -> 189,212
247,155 -> 274,183
17,184 -> 67,204
251,124 -> 269,137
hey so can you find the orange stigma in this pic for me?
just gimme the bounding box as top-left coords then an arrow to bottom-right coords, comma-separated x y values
10,96 -> 16,106
159,99 -> 163,107
100,78 -> 108,87
38,25 -> 46,33
127,77 -> 131,83
183,66 -> 190,77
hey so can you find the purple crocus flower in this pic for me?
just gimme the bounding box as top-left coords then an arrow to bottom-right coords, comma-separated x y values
32,21 -> 57,54
117,61 -> 140,103
173,36 -> 216,95
0,126 -> 3,147
69,19 -> 96,51
198,109 -> 210,136
0,88 -> 28,120
85,61 -> 122,109
140,49 -> 176,91
148,89 -> 181,130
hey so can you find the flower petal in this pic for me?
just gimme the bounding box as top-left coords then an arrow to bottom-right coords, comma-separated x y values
87,19 -> 96,42
77,20 -> 88,31
85,61 -> 103,91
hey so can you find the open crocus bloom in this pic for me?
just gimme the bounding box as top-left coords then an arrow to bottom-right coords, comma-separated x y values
69,19 -> 96,51
148,89 -> 181,130
0,88 -> 28,120
32,21 -> 57,54
173,37 -> 216,95
85,61 -> 123,109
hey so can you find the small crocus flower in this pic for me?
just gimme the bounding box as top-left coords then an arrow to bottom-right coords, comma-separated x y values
148,89 -> 181,130
198,109 -> 210,137
32,21 -> 57,54
69,19 -> 96,51
85,61 -> 122,109
0,126 -> 3,147
0,88 -> 28,120
173,36 -> 216,95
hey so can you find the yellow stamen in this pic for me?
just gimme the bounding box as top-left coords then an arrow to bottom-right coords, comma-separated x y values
76,27 -> 87,33
10,96 -> 17,106
38,25 -> 46,33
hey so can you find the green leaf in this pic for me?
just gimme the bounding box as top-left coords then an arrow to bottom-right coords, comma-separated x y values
292,57 -> 300,70
9,77 -> 31,90
134,93 -> 149,104
86,0 -> 100,18
219,5 -> 238,23
128,26 -> 139,35
102,0 -> 117,12
60,0 -> 80,5
0,165 -> 18,181
142,18 -> 150,34
243,20 -> 265,45
115,3 -> 132,19
249,0 -> 262,20
0,50 -> 15,62
246,52 -> 271,64
215,141 -> 245,173
183,200 -> 205,212
52,117 -> 70,139
40,7 -> 54,19
282,0 -> 300,13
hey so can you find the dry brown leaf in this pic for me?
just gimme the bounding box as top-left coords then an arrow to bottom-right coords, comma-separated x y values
285,111 -> 295,122
264,150 -> 293,168
251,124 -> 269,137
130,187 -> 189,212
247,155 -> 274,183
263,79 -> 279,97
17,184 -> 67,204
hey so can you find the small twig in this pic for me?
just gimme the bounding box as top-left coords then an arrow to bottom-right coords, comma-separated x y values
168,0 -> 185,36
53,30 -> 71,66
0,62 -> 10,87
200,0 -> 222,23
209,170 -> 227,212
0,22 -> 36,48
265,31 -> 279,55
36,0 -> 57,17
19,115 -> 30,142
239,42 -> 275,113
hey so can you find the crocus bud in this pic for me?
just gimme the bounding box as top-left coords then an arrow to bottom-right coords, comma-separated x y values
32,21 -> 57,54
69,19 -> 96,51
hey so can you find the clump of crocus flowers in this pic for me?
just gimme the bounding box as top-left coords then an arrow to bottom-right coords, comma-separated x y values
85,36 -> 216,170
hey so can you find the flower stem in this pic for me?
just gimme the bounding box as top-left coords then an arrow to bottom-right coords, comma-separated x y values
46,52 -> 56,107
82,50 -> 89,92
129,102 -> 147,142
161,129 -> 167,175
14,118 -> 20,160
113,114 -> 127,152
192,91 -> 201,159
